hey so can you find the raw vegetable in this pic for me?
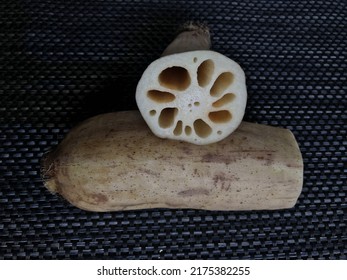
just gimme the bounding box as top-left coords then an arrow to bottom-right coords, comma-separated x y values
42,111 -> 303,212
136,22 -> 247,145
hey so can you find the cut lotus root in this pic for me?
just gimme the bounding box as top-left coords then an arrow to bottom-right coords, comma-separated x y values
136,23 -> 247,145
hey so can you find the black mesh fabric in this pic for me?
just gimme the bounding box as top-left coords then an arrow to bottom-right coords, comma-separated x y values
1,0 -> 346,259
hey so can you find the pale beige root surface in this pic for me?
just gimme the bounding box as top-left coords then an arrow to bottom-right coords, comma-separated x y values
42,110 -> 303,212
161,22 -> 211,56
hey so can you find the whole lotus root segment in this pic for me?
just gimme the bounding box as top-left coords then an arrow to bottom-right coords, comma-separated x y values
136,22 -> 247,145
136,50 -> 247,145
41,111 -> 304,212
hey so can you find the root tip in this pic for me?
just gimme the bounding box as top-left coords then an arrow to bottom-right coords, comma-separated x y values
40,150 -> 58,193
177,21 -> 210,35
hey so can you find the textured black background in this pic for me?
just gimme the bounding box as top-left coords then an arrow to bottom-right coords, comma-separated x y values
1,0 -> 346,259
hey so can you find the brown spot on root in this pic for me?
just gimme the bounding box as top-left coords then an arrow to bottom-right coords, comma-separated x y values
139,168 -> 160,178
93,193 -> 108,203
213,173 -> 231,191
127,154 -> 135,160
201,153 -> 236,165
286,163 -> 303,168
256,156 -> 265,160
181,146 -> 193,155
105,128 -> 115,138
178,188 -> 210,196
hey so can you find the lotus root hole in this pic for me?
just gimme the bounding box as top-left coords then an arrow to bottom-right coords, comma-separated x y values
197,59 -> 215,87
147,90 -> 176,103
149,110 -> 156,116
194,119 -> 212,138
185,126 -> 192,135
209,110 -> 232,123
212,93 -> 236,107
210,72 -> 234,97
159,108 -> 178,128
159,66 -> 191,91
173,120 -> 183,136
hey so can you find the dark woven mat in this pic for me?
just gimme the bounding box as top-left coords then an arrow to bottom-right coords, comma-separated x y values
1,0 -> 346,259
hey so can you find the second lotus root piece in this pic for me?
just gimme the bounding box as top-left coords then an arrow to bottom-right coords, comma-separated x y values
136,22 -> 247,145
